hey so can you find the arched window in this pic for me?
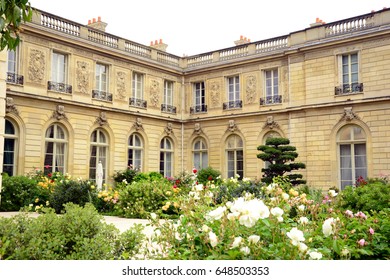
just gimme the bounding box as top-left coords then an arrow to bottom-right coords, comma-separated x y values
193,138 -> 208,170
226,135 -> 244,179
160,137 -> 173,177
337,125 -> 367,189
128,133 -> 143,170
89,129 -> 108,182
3,119 -> 18,176
263,131 -> 281,169
44,124 -> 67,174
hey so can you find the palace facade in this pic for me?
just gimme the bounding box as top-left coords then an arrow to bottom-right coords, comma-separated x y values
1,8 -> 390,190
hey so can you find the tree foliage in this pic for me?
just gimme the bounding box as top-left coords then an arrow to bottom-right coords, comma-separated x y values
257,137 -> 306,185
0,0 -> 32,50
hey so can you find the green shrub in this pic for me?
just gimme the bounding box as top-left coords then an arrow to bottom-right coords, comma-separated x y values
113,166 -> 139,184
196,167 -> 222,185
115,178 -> 176,218
49,179 -> 97,214
133,171 -> 164,182
0,174 -> 40,211
0,203 -> 144,260
213,178 -> 264,204
336,181 -> 390,212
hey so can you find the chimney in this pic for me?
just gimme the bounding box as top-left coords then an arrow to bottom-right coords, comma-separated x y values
150,38 -> 168,52
87,16 -> 108,32
310,17 -> 326,27
234,35 -> 251,46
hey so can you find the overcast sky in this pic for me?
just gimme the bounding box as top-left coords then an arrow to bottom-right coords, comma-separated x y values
30,0 -> 390,56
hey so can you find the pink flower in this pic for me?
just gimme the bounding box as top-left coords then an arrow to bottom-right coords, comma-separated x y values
355,211 -> 367,220
345,210 -> 354,218
369,227 -> 375,235
357,239 -> 366,246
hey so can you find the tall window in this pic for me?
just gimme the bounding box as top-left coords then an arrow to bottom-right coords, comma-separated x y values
226,135 -> 244,179
164,80 -> 174,105
95,63 -> 108,92
193,138 -> 208,170
338,125 -> 367,189
7,47 -> 23,85
128,133 -> 143,170
89,129 -> 108,182
263,69 -> 279,104
132,72 -> 144,99
44,124 -> 67,174
51,52 -> 67,84
192,82 -> 206,113
336,53 -> 362,94
160,137 -> 173,177
228,76 -> 240,102
3,119 -> 18,176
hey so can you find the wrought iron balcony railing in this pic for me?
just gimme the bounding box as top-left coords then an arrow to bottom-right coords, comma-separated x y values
190,104 -> 207,114
92,90 -> 113,102
161,104 -> 177,114
6,72 -> 24,85
260,95 -> 282,105
223,100 -> 242,110
129,97 -> 147,108
48,81 -> 72,93
335,83 -> 364,95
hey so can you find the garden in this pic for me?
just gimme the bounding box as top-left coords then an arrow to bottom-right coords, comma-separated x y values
0,138 -> 389,260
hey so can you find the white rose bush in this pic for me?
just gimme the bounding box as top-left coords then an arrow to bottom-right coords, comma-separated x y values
139,175 -> 390,260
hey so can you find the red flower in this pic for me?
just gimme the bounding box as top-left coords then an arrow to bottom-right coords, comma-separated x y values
173,185 -> 177,189
192,168 -> 197,174
48,173 -> 52,178
175,179 -> 181,185
208,175 -> 213,181
44,165 -> 50,169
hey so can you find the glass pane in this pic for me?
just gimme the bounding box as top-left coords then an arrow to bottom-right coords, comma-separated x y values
194,140 -> 200,150
98,131 -> 106,143
202,153 -> 208,169
56,126 -> 65,139
5,120 -> 15,135
46,126 -> 55,138
353,127 -> 365,140
194,152 -> 200,170
91,130 -> 97,142
134,135 -> 141,146
339,127 -> 351,141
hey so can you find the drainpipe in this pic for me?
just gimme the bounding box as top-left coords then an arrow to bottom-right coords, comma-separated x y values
181,76 -> 185,172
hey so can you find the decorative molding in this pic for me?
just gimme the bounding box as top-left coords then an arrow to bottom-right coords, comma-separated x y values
245,75 -> 257,104
263,116 -> 279,129
5,97 -> 19,115
133,117 -> 143,131
194,123 -> 202,135
165,122 -> 173,135
209,81 -> 221,107
96,111 -> 108,126
227,119 -> 238,132
52,105 -> 67,120
149,79 -> 160,107
116,71 -> 127,100
76,61 -> 89,94
340,107 -> 359,122
28,48 -> 45,83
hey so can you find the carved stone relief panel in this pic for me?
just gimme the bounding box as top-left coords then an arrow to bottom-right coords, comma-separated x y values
208,79 -> 222,108
115,70 -> 127,100
27,48 -> 46,84
244,74 -> 257,104
76,60 -> 90,94
149,78 -> 161,108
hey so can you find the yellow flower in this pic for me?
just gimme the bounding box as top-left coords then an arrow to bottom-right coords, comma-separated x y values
162,205 -> 169,211
173,202 -> 179,208
35,198 -> 39,203
90,185 -> 95,190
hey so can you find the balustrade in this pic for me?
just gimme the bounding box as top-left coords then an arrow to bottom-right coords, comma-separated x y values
129,97 -> 147,108
6,73 -> 24,85
92,90 -> 113,102
223,100 -> 242,110
48,81 -> 72,94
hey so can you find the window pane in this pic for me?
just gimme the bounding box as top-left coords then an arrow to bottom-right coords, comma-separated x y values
5,120 -> 15,135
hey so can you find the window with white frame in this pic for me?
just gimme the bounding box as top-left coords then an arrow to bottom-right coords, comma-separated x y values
128,133 -> 143,171
160,137 -> 173,177
89,129 -> 108,182
132,72 -> 144,99
336,53 -> 362,94
338,125 -> 367,189
7,47 -> 23,85
95,63 -> 108,92
51,52 -> 67,84
164,80 -> 174,105
193,138 -> 208,170
226,134 -> 244,179
263,69 -> 280,104
192,82 -> 206,113
3,119 -> 18,176
225,76 -> 241,109
44,124 -> 67,174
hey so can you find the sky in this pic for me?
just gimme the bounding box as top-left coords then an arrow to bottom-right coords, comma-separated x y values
30,0 -> 390,56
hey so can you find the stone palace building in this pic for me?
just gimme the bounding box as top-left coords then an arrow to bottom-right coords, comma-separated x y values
1,7 -> 390,190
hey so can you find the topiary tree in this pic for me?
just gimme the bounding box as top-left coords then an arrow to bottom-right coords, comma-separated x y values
257,137 -> 306,186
